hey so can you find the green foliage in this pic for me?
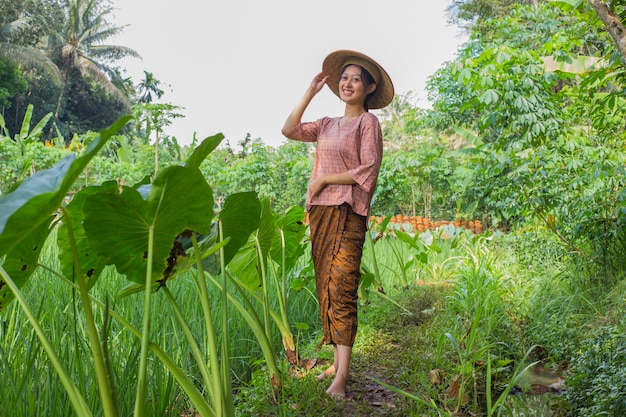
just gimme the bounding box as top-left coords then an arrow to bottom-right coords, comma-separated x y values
199,139 -> 311,214
427,1 -> 626,249
567,330 -> 626,416
376,138 -> 455,218
63,71 -> 131,135
446,0 -> 520,27
0,56 -> 27,107
2,0 -> 139,140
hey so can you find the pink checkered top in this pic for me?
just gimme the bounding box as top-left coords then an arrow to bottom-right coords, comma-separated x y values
285,112 -> 383,217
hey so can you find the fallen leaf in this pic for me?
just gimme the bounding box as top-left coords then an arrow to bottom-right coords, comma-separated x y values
428,369 -> 445,385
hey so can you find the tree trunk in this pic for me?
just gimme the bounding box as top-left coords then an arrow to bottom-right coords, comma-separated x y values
588,0 -> 626,61
50,63 -> 71,138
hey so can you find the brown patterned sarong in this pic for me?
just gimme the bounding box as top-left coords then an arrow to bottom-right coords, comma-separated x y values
309,203 -> 366,347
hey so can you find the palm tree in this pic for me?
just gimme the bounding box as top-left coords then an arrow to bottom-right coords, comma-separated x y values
137,71 -> 164,104
48,0 -> 140,124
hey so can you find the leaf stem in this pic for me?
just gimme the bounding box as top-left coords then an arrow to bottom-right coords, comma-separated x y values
192,233 -> 226,416
134,225 -> 155,417
62,206 -> 118,417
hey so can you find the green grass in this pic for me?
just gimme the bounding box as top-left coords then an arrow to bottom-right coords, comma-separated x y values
2,227 -> 626,416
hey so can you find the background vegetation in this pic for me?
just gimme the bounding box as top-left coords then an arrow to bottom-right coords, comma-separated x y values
1,0 -> 626,416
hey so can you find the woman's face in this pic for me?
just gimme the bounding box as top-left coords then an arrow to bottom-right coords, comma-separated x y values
339,65 -> 375,106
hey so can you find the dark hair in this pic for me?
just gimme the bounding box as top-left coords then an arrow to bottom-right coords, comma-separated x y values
340,64 -> 376,111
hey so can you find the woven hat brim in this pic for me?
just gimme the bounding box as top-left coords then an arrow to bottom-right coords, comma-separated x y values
322,50 -> 394,109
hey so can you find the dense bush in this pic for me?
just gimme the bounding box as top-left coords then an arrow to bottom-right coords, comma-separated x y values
567,330 -> 626,416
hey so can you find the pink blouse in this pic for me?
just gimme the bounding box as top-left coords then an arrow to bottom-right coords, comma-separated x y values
286,112 -> 383,217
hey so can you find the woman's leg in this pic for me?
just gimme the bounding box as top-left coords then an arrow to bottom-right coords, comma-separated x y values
316,344 -> 338,380
309,204 -> 365,396
326,344 -> 352,397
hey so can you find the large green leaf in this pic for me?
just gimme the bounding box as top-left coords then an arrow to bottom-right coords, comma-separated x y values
226,239 -> 259,288
257,198 -> 276,262
227,200 -> 307,291
228,197 -> 272,288
546,0 -> 584,11
168,192 -> 260,277
185,133 -> 224,170
270,205 -> 307,273
0,116 -> 131,259
82,165 -> 214,285
0,218 -> 53,310
218,191 -> 261,268
541,55 -> 605,74
57,181 -> 119,289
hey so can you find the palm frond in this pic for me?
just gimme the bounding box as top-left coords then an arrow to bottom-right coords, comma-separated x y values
0,43 -> 62,85
89,44 -> 141,61
77,56 -> 131,105
0,17 -> 31,39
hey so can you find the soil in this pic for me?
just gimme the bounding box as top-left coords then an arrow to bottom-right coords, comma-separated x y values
343,364 -> 402,416
307,350 -> 409,416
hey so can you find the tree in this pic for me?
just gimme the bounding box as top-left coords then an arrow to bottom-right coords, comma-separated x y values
0,56 -> 28,109
446,0 -> 532,30
132,102 -> 184,176
0,11 -> 61,85
379,93 -> 424,148
587,0 -> 626,60
136,71 -> 164,104
429,1 -> 626,255
47,0 -> 140,127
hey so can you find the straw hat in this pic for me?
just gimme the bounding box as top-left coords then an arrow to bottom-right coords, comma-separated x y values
322,50 -> 394,109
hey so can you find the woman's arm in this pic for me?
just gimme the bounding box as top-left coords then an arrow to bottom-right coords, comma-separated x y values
281,72 -> 328,137
309,172 -> 356,197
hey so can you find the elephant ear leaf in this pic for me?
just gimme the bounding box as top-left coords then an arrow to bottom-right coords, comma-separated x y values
203,192 -> 260,276
82,165 -> 214,286
218,192 -> 261,267
0,218 -> 53,311
270,205 -> 307,273
185,133 -> 224,170
227,197 -> 272,288
57,181 -> 119,290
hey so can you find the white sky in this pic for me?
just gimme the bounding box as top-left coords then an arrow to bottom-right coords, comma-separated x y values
110,0 -> 467,148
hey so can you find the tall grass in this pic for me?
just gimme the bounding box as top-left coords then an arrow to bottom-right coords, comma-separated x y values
5,219 -> 624,416
0,228 -> 321,416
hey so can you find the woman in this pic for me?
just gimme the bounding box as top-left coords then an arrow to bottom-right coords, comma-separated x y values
281,50 -> 394,398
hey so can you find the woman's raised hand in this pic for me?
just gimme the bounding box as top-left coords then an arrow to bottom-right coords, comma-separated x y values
281,72 -> 329,137
310,72 -> 330,94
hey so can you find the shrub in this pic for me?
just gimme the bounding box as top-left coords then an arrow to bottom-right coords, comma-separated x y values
566,329 -> 626,416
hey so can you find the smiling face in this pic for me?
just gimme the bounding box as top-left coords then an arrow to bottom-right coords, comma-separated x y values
338,65 -> 377,107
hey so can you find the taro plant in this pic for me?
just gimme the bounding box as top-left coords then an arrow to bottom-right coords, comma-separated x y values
227,197 -> 308,367
0,116 -> 277,417
0,117 -> 132,417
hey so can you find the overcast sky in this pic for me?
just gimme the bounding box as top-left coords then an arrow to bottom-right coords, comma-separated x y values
110,1 -> 467,147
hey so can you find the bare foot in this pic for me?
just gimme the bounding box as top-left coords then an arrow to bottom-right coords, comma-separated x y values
326,373 -> 348,398
316,364 -> 336,381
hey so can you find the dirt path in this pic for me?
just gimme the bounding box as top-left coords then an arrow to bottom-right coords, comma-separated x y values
344,364 -> 402,416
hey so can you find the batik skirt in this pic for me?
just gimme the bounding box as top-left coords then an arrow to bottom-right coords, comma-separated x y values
309,203 -> 366,347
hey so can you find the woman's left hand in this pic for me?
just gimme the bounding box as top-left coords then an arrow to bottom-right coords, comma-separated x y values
309,176 -> 326,197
